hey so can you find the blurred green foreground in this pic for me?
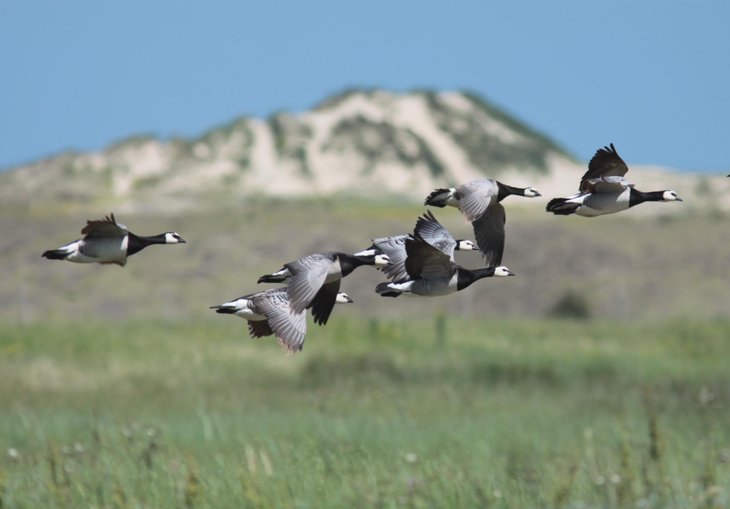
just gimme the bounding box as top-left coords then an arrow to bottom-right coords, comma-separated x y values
0,317 -> 727,508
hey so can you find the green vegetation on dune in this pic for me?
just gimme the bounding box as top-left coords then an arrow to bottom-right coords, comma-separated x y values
0,318 -> 727,508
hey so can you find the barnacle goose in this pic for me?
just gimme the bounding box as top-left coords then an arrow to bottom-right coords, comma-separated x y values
258,251 -> 388,326
211,288 -> 353,353
546,143 -> 682,217
425,178 -> 540,266
42,213 -> 185,266
375,212 -> 514,298
355,210 -> 477,282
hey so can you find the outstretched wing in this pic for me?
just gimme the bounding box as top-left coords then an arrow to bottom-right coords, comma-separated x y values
285,253 -> 333,314
248,320 -> 274,338
405,236 -> 453,280
81,213 -> 127,238
456,179 -> 498,222
413,211 -> 457,260
372,235 -> 410,282
252,290 -> 307,352
580,143 -> 629,191
471,202 -> 505,266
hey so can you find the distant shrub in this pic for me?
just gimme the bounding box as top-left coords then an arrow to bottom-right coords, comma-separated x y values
548,290 -> 591,320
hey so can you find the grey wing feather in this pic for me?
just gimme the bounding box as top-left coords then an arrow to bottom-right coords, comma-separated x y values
413,211 -> 457,260
405,236 -> 453,280
580,143 -> 629,190
81,213 -> 127,238
252,290 -> 307,352
456,179 -> 498,222
373,235 -> 410,281
471,202 -> 505,266
285,253 -> 333,314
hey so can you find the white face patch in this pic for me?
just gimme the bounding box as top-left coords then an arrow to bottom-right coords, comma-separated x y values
662,190 -> 682,202
164,232 -> 186,244
494,266 -> 515,277
335,292 -> 354,304
457,240 -> 477,251
374,254 -> 390,266
523,187 -> 541,198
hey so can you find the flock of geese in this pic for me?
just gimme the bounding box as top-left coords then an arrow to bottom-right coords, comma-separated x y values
42,143 -> 683,353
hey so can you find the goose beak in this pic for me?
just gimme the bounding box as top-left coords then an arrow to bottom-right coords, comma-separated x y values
676,197 -> 683,202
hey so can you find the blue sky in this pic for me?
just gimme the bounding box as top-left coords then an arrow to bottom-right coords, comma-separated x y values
1,0 -> 728,172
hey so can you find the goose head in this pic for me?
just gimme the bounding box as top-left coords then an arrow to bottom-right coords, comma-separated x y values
456,240 -> 477,251
661,190 -> 682,202
335,292 -> 354,304
522,187 -> 542,198
374,253 -> 391,266
164,232 -> 187,244
494,266 -> 515,277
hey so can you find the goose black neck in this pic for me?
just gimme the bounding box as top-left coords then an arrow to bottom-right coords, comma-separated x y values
338,253 -> 376,277
629,189 -> 664,207
457,267 -> 495,291
127,233 -> 166,256
496,182 -> 526,201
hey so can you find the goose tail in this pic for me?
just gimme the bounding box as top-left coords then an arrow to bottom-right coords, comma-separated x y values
210,305 -> 237,314
42,249 -> 69,260
424,188 -> 454,207
375,282 -> 402,298
546,197 -> 580,216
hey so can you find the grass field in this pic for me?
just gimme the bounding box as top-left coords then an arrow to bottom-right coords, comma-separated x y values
3,200 -> 729,323
1,317 -> 728,508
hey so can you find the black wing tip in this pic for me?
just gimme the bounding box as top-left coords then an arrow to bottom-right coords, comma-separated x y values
312,315 -> 330,326
597,142 -> 616,154
311,305 -> 334,326
414,210 -> 440,234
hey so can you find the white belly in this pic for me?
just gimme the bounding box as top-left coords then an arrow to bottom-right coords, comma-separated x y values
573,190 -> 631,217
221,298 -> 265,321
62,238 -> 127,264
411,277 -> 457,297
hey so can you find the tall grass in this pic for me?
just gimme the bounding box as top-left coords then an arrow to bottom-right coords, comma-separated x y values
0,318 -> 728,508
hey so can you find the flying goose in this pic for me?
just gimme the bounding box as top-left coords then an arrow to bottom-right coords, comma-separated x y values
355,211 -> 478,282
546,143 -> 682,217
211,288 -> 354,353
258,251 -> 389,325
42,213 -> 185,266
424,179 -> 541,266
375,213 -> 514,298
